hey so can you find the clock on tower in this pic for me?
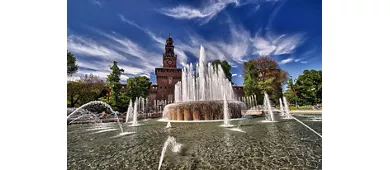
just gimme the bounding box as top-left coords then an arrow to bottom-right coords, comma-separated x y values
162,35 -> 177,68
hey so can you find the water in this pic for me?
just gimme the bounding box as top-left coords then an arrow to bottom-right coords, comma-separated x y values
279,98 -> 285,116
166,121 -> 172,128
283,97 -> 293,119
158,136 -> 183,170
67,101 -> 115,119
221,94 -> 234,127
174,46 -> 234,102
126,99 -> 133,123
264,92 -> 275,122
68,113 -> 97,124
68,117 -> 322,169
130,98 -> 139,126
113,112 -> 124,133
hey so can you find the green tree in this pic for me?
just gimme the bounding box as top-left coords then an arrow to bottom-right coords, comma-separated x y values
126,76 -> 152,102
212,60 -> 233,83
67,81 -> 83,107
294,70 -> 322,105
284,77 -> 299,106
67,74 -> 105,107
99,61 -> 124,111
67,51 -> 78,76
243,57 -> 288,104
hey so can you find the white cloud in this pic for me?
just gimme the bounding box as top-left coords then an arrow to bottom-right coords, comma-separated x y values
300,61 -> 308,64
89,0 -> 102,8
67,29 -> 163,82
117,15 -> 188,65
67,34 -> 126,61
279,58 -> 294,65
159,0 -> 240,24
117,14 -> 252,66
239,74 -> 242,77
232,73 -> 238,77
179,20 -> 251,65
251,33 -> 304,56
294,58 -> 302,62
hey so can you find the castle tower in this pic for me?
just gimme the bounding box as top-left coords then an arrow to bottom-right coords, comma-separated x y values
153,35 -> 182,101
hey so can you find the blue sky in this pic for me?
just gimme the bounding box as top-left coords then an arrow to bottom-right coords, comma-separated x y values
67,0 -> 322,85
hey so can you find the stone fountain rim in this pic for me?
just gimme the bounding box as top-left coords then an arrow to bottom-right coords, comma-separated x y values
157,118 -> 245,123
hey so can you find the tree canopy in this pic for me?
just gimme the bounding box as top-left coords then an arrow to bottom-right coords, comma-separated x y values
212,60 -> 233,83
99,61 -> 125,111
243,57 -> 288,104
67,74 -> 105,107
284,70 -> 322,106
67,51 -> 78,76
96,61 -> 152,111
126,76 -> 152,102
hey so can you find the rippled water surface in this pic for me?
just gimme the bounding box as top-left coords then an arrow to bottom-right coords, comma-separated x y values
68,115 -> 322,169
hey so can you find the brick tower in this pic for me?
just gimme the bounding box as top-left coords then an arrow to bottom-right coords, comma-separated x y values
154,35 -> 182,101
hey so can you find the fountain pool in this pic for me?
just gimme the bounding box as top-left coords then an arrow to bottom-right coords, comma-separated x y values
68,115 -> 322,169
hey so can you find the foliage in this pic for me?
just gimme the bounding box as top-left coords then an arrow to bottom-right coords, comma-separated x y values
284,70 -> 322,106
67,51 -> 78,76
212,60 -> 233,83
243,57 -> 289,104
99,61 -> 124,111
284,77 -> 299,105
97,61 -> 152,112
126,76 -> 152,102
67,74 -> 105,107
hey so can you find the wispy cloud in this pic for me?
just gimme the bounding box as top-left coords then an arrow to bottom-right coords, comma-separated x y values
116,13 -> 303,71
117,14 -> 191,65
67,28 -> 164,82
158,0 -> 241,24
251,33 -> 305,56
89,0 -> 102,8
176,18 -> 251,65
232,73 -> 238,77
279,57 -> 293,65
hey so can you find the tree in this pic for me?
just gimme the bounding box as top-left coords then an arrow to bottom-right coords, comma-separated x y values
99,61 -> 124,111
284,77 -> 299,106
78,74 -> 106,104
126,76 -> 152,102
67,74 -> 105,107
284,70 -> 322,106
295,70 -> 322,105
67,81 -> 83,107
243,57 -> 289,104
212,60 -> 233,83
67,51 -> 78,76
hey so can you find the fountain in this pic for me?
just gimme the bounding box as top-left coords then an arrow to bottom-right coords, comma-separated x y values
113,111 -> 124,133
67,101 -> 115,119
129,98 -> 141,126
220,94 -> 234,127
263,92 -> 276,122
283,97 -> 293,119
165,121 -> 172,128
279,98 -> 285,116
163,46 -> 245,121
126,99 -> 133,123
158,136 -> 183,170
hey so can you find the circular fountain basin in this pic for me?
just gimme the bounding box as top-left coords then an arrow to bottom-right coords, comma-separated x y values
163,100 -> 245,121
